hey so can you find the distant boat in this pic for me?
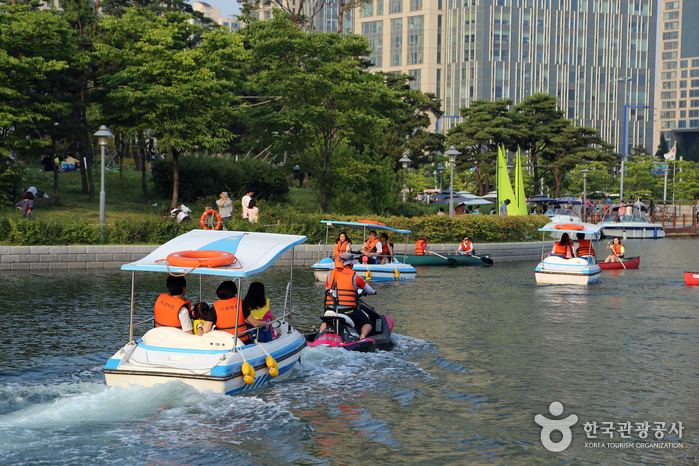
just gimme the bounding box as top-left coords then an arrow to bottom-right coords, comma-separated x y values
402,254 -> 492,267
534,223 -> 603,285
597,205 -> 665,239
684,272 -> 699,285
598,256 -> 641,270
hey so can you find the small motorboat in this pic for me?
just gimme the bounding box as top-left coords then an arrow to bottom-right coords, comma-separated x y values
598,256 -> 641,270
684,272 -> 699,285
597,205 -> 665,239
311,220 -> 417,282
402,253 -> 493,267
534,222 -> 603,285
305,301 -> 394,352
104,230 -> 308,395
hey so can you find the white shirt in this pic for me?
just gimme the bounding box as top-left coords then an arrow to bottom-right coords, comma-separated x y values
242,195 -> 252,218
216,197 -> 232,218
178,306 -> 193,332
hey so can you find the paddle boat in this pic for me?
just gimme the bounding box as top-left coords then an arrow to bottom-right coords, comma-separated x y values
534,223 -> 603,285
598,256 -> 640,270
402,253 -> 492,267
684,272 -> 699,285
597,205 -> 665,239
311,220 -> 417,282
103,230 -> 308,395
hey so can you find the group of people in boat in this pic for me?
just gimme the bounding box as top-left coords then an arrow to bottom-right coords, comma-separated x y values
416,235 -> 475,256
333,230 -> 395,266
551,233 -> 625,263
153,276 -> 278,344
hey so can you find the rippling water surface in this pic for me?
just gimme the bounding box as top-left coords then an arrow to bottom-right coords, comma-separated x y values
1,238 -> 698,465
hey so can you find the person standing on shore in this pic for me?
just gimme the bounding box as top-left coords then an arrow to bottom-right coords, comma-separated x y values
500,199 -> 510,216
216,191 -> 232,221
241,187 -> 254,219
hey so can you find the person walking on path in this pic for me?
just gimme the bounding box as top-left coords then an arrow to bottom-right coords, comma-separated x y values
500,199 -> 510,216
241,187 -> 254,219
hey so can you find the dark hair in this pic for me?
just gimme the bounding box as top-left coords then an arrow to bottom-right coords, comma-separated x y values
23,192 -> 34,200
166,275 -> 186,295
418,235 -> 427,241
245,186 -> 254,194
559,233 -> 570,246
380,233 -> 388,241
243,282 -> 267,312
248,199 -> 256,208
216,280 -> 238,300
576,233 -> 585,240
368,230 -> 377,236
192,302 -> 210,320
336,231 -> 351,243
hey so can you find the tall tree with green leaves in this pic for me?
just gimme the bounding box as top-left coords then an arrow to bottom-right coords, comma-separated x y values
655,133 -> 669,159
96,8 -> 247,208
245,14 -> 403,212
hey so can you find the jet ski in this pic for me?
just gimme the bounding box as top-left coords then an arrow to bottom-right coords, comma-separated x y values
305,300 -> 394,352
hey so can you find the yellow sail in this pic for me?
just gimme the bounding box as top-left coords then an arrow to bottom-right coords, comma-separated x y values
497,146 -> 519,216
515,146 -> 527,215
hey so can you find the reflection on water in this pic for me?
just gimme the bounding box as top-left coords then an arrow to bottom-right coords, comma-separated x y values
1,238 -> 698,464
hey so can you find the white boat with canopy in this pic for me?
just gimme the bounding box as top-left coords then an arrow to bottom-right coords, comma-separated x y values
596,205 -> 665,239
310,220 -> 417,282
535,222 -> 603,285
103,230 -> 308,395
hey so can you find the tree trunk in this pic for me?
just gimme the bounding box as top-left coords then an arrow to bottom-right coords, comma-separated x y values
337,1 -> 343,33
83,126 -> 96,200
132,139 -> 141,171
475,162 -> 483,196
51,137 -> 61,206
531,144 -> 540,195
554,168 -> 562,198
320,168 -> 328,212
139,144 -> 150,204
170,148 -> 179,208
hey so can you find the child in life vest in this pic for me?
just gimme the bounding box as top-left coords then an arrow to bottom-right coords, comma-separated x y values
242,282 -> 277,342
191,302 -> 210,336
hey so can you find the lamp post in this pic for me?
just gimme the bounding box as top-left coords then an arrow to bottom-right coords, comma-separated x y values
438,163 -> 445,191
663,167 -> 669,206
580,169 -> 590,222
399,153 -> 411,202
94,125 -> 113,226
445,145 -> 460,217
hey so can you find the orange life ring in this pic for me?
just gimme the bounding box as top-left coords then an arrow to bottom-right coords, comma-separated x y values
554,224 -> 584,230
358,220 -> 386,227
166,250 -> 238,268
200,209 -> 222,230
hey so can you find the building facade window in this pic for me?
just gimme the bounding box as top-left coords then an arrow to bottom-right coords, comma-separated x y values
361,2 -> 373,17
390,18 -> 402,66
407,16 -> 424,65
408,69 -> 421,90
362,21 -> 383,67
389,0 -> 402,14
410,0 -> 422,11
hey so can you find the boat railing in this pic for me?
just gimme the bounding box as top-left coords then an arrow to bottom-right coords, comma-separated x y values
133,317 -> 154,328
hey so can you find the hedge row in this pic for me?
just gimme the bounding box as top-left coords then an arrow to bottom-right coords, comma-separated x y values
0,213 -> 550,245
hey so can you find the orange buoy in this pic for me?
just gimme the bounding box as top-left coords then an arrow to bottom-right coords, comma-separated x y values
166,250 -> 238,268
554,224 -> 584,230
200,209 -> 222,230
357,220 -> 387,227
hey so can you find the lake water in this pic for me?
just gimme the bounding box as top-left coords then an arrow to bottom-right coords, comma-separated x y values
1,238 -> 698,465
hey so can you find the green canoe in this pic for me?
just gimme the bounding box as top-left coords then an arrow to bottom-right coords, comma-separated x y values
402,254 -> 493,267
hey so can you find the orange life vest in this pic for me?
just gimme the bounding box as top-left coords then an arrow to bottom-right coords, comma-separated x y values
552,242 -> 572,258
612,243 -> 624,255
415,240 -> 427,255
334,240 -> 351,256
577,239 -> 595,256
154,294 -> 191,329
382,242 -> 392,256
213,298 -> 249,342
364,238 -> 379,253
460,240 -> 473,253
325,267 -> 362,309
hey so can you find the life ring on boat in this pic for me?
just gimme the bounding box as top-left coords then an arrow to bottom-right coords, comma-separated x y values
200,209 -> 222,230
554,224 -> 584,230
166,250 -> 238,268
358,220 -> 386,227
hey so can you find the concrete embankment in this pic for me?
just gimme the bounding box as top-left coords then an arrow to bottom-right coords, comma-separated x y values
0,241 -> 556,272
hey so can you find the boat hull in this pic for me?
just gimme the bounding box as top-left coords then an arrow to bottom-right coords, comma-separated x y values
534,256 -> 602,285
598,256 -> 640,270
311,257 -> 416,282
104,324 -> 306,395
598,224 -> 665,239
684,272 -> 699,285
402,254 -> 492,267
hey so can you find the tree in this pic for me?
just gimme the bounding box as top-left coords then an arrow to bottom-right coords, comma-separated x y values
446,99 -> 517,196
245,15 -> 403,212
97,8 -> 247,208
240,0 -> 370,32
655,133 -> 669,159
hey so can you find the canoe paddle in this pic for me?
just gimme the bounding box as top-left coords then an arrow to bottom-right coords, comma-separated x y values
475,255 -> 494,266
612,249 -> 626,269
430,251 -> 458,266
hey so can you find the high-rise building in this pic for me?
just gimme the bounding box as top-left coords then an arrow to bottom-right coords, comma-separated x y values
654,0 -> 699,158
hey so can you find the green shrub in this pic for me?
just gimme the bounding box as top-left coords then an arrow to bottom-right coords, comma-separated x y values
0,218 -> 10,241
152,157 -> 289,204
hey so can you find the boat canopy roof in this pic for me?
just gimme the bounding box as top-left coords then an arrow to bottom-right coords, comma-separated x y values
122,230 -> 307,277
321,220 -> 411,234
538,222 -> 604,235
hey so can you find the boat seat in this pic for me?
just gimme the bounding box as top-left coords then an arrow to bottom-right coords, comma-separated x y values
142,327 -> 242,350
322,310 -> 355,328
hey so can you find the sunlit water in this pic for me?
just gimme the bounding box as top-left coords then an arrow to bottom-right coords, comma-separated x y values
1,238 -> 698,465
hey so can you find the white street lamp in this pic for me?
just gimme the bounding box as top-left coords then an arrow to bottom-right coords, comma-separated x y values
437,163 -> 445,191
580,169 -> 590,222
445,145 -> 460,217
663,167 -> 669,205
399,153 -> 411,202
94,125 -> 113,226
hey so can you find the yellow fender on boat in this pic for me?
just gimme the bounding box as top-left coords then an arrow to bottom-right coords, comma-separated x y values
242,361 -> 256,385
394,268 -> 400,280
266,355 -> 279,377
365,270 -> 372,281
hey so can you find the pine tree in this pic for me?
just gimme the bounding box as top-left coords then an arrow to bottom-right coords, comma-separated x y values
655,133 -> 669,158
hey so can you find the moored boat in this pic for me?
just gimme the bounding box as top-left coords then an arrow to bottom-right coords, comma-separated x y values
534,222 -> 603,285
104,230 -> 308,395
684,272 -> 699,285
598,256 -> 641,270
402,253 -> 492,267
311,220 -> 417,282
597,205 -> 665,239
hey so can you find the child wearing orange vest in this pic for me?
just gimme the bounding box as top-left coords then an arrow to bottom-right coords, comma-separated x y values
153,275 -> 194,333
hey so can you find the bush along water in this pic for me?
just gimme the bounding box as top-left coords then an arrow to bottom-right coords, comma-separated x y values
0,213 -> 549,245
